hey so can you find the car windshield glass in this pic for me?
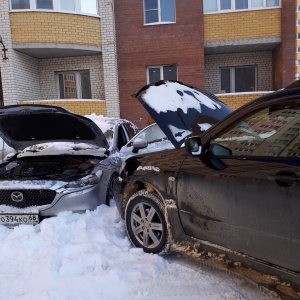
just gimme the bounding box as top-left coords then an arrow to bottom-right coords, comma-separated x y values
131,123 -> 167,144
213,105 -> 300,157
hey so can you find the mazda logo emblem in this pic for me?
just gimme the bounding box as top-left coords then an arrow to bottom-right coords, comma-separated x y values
11,191 -> 24,202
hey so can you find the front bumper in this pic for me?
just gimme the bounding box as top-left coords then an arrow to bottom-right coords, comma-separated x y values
0,179 -> 107,221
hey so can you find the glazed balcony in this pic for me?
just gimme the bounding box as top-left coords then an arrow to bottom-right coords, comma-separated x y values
10,9 -> 101,58
204,7 -> 282,54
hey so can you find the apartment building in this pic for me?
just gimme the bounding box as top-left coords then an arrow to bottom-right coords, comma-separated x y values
0,0 -> 296,129
0,0 -> 119,116
115,0 -> 295,128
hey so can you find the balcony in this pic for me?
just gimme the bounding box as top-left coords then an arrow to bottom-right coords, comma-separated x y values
204,8 -> 281,54
10,11 -> 101,58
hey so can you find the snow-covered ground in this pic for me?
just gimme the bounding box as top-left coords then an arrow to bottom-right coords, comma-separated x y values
0,201 -> 276,300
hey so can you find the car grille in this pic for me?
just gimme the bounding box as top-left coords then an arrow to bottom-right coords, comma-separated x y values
0,190 -> 56,208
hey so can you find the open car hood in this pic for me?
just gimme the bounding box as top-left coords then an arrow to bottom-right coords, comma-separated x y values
134,80 -> 232,148
0,104 -> 109,151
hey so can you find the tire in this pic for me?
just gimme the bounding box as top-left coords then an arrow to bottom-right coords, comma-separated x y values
105,173 -> 118,206
125,190 -> 169,255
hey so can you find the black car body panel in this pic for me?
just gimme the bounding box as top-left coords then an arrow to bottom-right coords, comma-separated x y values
115,81 -> 300,285
134,80 -> 232,149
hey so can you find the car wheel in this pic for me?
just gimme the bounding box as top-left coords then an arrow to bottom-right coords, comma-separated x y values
106,173 -> 118,206
125,190 -> 169,255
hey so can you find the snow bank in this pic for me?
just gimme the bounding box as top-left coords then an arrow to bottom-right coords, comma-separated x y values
0,202 -> 273,299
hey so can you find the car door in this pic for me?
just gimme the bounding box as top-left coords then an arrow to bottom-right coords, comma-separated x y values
178,100 -> 300,272
120,123 -> 172,159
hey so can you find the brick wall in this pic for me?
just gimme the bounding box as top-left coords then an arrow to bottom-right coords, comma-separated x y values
98,0 -> 120,118
205,51 -> 273,94
273,0 -> 296,89
38,55 -> 105,100
114,0 -> 204,129
0,0 -> 18,104
18,100 -> 107,116
204,9 -> 281,42
10,12 -> 101,46
13,52 -> 41,103
217,92 -> 271,110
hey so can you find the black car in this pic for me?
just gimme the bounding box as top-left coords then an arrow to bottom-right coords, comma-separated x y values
114,80 -> 300,285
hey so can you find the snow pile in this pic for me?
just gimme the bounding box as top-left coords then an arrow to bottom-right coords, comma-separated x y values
0,202 -> 273,299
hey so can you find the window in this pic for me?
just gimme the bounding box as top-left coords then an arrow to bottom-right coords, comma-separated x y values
221,0 -> 231,10
144,0 -> 175,24
211,105 -> 300,157
297,19 -> 300,26
203,0 -> 280,13
266,0 -> 279,7
36,0 -> 53,9
11,0 -> 30,9
10,0 -> 98,15
147,65 -> 177,84
131,123 -> 167,144
220,66 -> 256,93
58,70 -> 91,99
236,0 -> 248,10
297,5 -> 300,12
60,0 -> 75,11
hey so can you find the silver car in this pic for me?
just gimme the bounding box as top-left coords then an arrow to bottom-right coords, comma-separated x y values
0,104 -> 138,225
119,123 -> 174,163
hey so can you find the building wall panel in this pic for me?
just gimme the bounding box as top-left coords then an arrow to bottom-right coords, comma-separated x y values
205,51 -> 273,94
18,100 -> 106,116
204,9 -> 281,42
10,12 -> 101,46
38,55 -> 104,100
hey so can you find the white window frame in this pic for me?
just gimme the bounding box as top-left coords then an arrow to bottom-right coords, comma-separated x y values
297,5 -> 300,12
297,19 -> 300,26
143,0 -> 176,25
204,0 -> 281,14
10,0 -> 99,16
56,70 -> 91,99
297,46 -> 300,53
220,65 -> 257,93
147,65 -> 178,84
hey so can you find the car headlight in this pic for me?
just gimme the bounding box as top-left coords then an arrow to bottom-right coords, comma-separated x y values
65,170 -> 103,188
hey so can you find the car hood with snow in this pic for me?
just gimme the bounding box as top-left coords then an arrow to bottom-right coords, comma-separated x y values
134,80 -> 232,148
0,104 -> 109,151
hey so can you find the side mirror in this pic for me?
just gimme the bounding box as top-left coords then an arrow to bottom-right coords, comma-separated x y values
132,139 -> 148,153
185,137 -> 202,156
209,143 -> 232,156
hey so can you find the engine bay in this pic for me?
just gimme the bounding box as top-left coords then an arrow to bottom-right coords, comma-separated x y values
0,155 -> 102,181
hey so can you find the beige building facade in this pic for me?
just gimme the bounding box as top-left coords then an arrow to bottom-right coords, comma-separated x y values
0,0 -> 119,116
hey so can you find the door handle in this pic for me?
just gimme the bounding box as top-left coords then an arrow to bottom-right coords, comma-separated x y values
267,171 -> 298,187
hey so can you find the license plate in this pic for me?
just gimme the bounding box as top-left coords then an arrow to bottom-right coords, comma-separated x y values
0,214 -> 39,225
